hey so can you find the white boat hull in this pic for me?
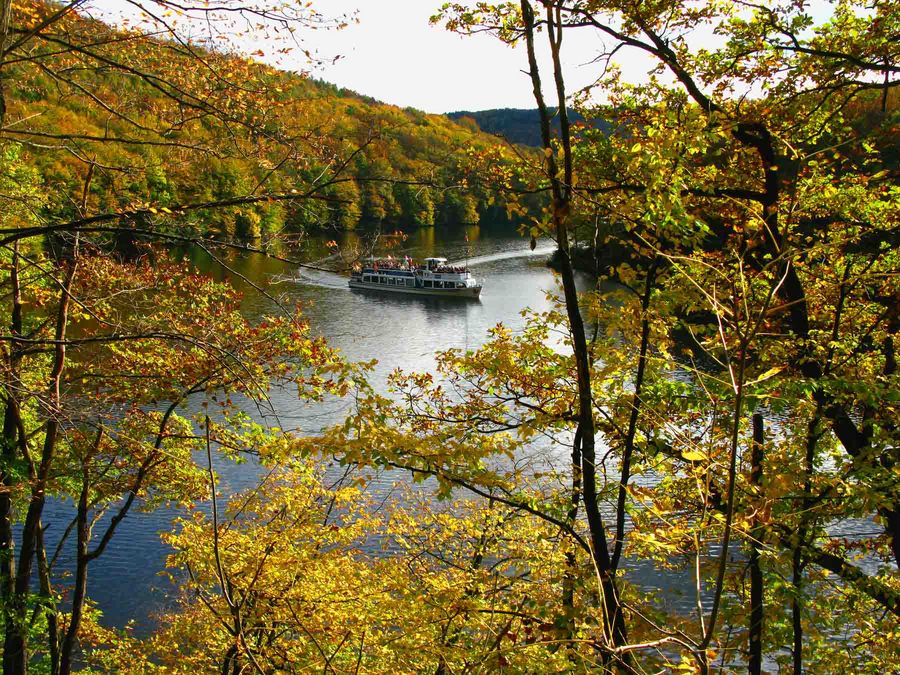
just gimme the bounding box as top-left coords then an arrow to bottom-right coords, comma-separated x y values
349,279 -> 482,299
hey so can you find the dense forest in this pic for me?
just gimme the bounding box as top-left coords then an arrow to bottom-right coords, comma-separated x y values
3,4 -> 530,242
447,107 -> 611,147
0,1 -> 897,674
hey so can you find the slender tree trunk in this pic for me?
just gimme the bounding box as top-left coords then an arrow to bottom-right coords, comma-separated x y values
791,550 -> 803,674
562,429 -> 582,648
2,243 -> 27,674
611,256 -> 659,572
748,414 -> 765,675
58,468 -> 89,675
877,324 -> 898,564
5,246 -> 78,674
519,2 -> 629,662
791,411 -> 821,675
36,523 -> 60,675
1,242 -> 22,619
0,0 -> 12,126
221,644 -> 239,675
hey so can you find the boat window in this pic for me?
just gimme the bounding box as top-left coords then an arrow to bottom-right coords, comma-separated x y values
407,279 -> 414,287
424,280 -> 432,288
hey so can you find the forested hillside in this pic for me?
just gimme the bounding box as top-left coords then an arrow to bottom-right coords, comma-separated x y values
447,107 -> 611,146
4,2 -> 529,242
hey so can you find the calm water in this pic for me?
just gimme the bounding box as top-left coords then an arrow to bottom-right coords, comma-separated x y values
44,223 -> 578,631
31,217 -> 883,666
43,222 -> 877,635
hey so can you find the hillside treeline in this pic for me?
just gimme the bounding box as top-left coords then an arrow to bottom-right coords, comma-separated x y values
4,2 -> 532,243
448,107 -> 611,147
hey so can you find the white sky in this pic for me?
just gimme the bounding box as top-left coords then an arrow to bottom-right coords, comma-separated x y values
296,0 -> 836,113
293,1 -> 611,113
94,1 -> 836,115
95,0 -> 631,114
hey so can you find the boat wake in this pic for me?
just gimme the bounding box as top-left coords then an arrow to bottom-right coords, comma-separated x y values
449,245 -> 555,268
282,245 -> 556,290
275,267 -> 349,290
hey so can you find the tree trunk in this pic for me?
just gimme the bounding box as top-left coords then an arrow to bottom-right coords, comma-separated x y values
4,248 -> 77,674
611,256 -> 658,572
519,1 -> 630,661
748,414 -> 765,675
1,242 -> 22,634
0,0 -> 12,126
36,523 -> 60,675
59,468 -> 90,675
562,429 -> 582,648
2,244 -> 26,674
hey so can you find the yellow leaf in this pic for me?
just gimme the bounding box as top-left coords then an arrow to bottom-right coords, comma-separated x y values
749,366 -> 783,385
682,450 -> 706,461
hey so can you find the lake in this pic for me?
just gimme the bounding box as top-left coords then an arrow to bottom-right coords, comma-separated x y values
44,222 -> 577,631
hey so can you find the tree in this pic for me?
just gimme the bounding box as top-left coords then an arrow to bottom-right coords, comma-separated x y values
2,0 -> 892,672
0,241 -> 354,673
0,2 -> 365,672
426,0 -> 898,670
144,0 -> 900,667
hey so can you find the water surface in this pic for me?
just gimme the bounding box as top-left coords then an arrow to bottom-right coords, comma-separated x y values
48,223 -> 571,630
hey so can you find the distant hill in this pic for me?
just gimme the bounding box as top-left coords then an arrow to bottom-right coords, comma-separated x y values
446,108 -> 610,147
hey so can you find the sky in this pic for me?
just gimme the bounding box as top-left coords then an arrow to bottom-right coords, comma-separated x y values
97,0 -> 633,114
95,1 -> 836,115
291,1 -> 611,113
293,0 -> 835,113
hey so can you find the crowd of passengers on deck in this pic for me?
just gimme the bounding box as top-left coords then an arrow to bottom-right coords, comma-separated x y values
367,260 -> 467,274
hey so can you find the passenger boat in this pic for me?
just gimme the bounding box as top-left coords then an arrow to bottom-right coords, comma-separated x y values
349,257 -> 482,299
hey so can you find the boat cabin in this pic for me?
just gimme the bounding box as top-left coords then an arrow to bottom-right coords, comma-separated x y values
349,255 -> 481,298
